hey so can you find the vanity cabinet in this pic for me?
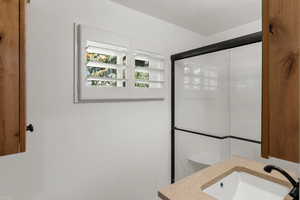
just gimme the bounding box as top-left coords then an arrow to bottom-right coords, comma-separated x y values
0,0 -> 26,156
262,0 -> 299,162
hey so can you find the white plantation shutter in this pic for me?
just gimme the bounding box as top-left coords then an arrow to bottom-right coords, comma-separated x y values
85,41 -> 128,88
133,50 -> 165,89
74,24 -> 166,102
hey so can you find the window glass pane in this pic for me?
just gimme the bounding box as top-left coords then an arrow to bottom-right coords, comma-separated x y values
86,41 -> 127,66
85,41 -> 128,88
135,81 -> 164,88
86,52 -> 126,66
135,59 -> 149,67
134,51 -> 164,89
134,81 -> 163,88
86,53 -> 117,64
87,67 -> 117,79
135,82 -> 149,88
135,71 -> 149,81
86,67 -> 126,79
86,80 -> 126,88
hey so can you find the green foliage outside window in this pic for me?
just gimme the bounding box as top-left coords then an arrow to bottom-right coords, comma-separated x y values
135,82 -> 149,88
87,67 -> 117,79
87,52 -> 118,64
135,71 -> 149,81
90,80 -> 117,87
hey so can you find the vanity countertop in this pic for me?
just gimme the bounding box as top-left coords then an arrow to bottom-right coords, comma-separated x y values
158,157 -> 295,200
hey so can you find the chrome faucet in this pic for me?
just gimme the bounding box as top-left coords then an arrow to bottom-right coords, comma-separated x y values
264,165 -> 299,200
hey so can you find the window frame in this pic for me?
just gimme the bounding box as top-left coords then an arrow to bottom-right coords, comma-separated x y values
74,24 -> 166,103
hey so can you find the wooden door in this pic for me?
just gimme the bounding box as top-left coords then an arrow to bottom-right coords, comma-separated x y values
262,0 -> 300,162
0,0 -> 26,156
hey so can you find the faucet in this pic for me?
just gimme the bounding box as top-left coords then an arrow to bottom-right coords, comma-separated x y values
264,165 -> 299,200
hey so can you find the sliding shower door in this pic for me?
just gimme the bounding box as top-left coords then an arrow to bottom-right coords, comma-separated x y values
175,50 -> 231,136
172,40 -> 262,182
174,49 -> 231,181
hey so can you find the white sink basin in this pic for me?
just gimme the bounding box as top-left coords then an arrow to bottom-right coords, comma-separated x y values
203,171 -> 290,200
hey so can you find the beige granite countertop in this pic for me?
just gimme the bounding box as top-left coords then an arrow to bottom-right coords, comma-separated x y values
159,157 -> 296,200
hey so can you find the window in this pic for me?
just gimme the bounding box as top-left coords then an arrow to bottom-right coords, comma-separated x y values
85,41 -> 128,88
134,51 -> 165,89
75,24 -> 166,102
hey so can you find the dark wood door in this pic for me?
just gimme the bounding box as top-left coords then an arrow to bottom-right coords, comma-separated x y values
0,0 -> 26,156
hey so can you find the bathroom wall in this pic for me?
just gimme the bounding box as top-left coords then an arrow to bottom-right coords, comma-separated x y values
204,20 -> 262,45
0,1 -> 205,200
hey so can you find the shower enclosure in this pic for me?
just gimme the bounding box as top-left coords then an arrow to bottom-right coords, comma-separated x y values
171,32 -> 263,183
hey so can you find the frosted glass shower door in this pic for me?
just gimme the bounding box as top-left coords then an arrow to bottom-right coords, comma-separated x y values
174,49 -> 231,137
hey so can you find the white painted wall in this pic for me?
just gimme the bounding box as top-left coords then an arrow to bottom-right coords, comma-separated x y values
230,139 -> 300,174
204,20 -> 262,45
0,1 -> 205,200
